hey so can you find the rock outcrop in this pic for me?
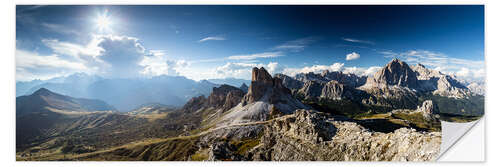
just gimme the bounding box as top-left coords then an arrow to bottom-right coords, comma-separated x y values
242,67 -> 282,104
222,90 -> 245,112
247,110 -> 441,161
241,67 -> 298,106
416,100 -> 439,121
207,142 -> 242,161
182,95 -> 207,113
183,84 -> 245,113
219,67 -> 308,124
208,84 -> 245,111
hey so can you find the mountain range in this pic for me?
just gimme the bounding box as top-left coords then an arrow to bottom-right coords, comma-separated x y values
16,59 -> 483,161
17,74 -> 221,111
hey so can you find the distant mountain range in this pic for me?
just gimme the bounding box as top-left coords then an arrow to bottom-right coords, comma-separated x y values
207,78 -> 251,88
16,74 -> 248,111
16,88 -> 115,117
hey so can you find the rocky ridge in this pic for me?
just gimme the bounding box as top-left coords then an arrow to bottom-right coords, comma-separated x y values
206,110 -> 441,161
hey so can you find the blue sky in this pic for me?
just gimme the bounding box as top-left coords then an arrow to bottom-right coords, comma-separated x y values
16,5 -> 485,81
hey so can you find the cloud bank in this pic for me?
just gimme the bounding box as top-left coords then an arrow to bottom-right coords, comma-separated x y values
17,34 -> 190,80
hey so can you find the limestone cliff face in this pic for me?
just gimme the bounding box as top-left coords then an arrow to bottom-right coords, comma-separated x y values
182,95 -> 207,113
320,80 -> 354,100
296,80 -> 323,100
222,90 -> 245,112
275,73 -> 304,90
208,84 -> 245,111
365,59 -> 418,88
411,63 -> 472,98
183,84 -> 244,113
433,75 -> 471,98
241,67 -> 294,106
320,70 -> 367,88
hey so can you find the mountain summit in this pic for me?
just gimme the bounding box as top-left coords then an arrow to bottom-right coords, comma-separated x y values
242,67 -> 291,105
220,67 -> 308,124
367,59 -> 418,88
16,88 -> 115,116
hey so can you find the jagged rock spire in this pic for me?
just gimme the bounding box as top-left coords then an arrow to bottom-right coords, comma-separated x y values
251,67 -> 274,84
242,67 -> 291,105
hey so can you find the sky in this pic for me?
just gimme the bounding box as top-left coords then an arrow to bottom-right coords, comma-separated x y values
16,5 -> 485,82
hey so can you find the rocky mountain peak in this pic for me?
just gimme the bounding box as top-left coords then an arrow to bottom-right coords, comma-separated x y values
220,67 -> 307,124
32,88 -> 54,96
243,67 -> 291,105
239,83 -> 249,93
369,58 -> 418,88
251,67 -> 273,84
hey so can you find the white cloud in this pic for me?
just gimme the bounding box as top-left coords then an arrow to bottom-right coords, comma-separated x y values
22,34 -> 189,80
227,52 -> 283,60
456,67 -> 470,78
16,49 -> 89,81
281,62 -> 381,77
282,63 -> 345,76
42,38 -> 102,60
342,38 -> 375,45
212,62 -> 283,79
343,66 -> 381,76
92,35 -> 149,78
139,50 -> 189,77
273,37 -> 317,52
198,36 -> 226,42
379,49 -> 485,80
345,52 -> 360,61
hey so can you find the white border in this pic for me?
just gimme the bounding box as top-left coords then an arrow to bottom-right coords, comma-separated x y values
3,0 -> 497,166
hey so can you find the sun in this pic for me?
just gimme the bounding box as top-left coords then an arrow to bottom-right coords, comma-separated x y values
95,10 -> 113,32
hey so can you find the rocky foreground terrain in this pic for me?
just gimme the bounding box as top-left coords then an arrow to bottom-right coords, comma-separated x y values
16,59 -> 486,161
